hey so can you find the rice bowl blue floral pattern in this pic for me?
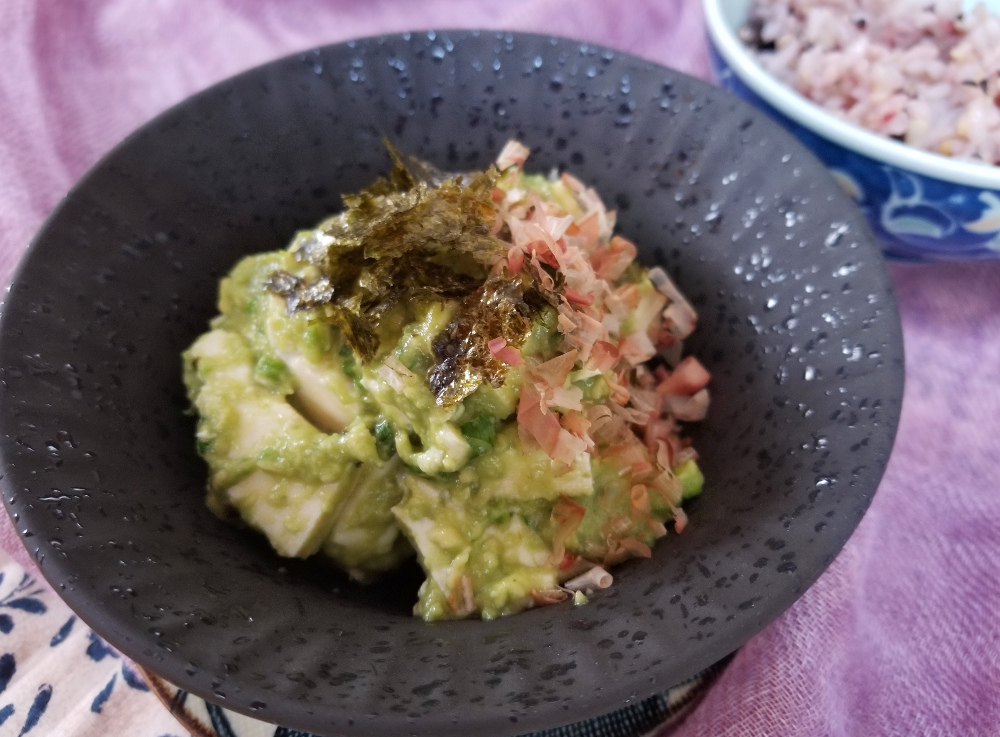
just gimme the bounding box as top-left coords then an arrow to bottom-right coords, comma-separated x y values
705,0 -> 1000,262
0,550 -> 187,737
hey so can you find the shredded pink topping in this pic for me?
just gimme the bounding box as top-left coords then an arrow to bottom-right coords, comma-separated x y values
488,336 -> 523,366
489,141 -> 707,551
656,356 -> 711,397
564,287 -> 594,306
671,506 -> 688,534
591,340 -> 619,372
535,350 -> 578,388
496,140 -> 531,171
662,389 -> 710,422
517,380 -> 561,454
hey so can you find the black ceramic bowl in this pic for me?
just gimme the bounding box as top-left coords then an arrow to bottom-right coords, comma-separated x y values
0,30 -> 903,737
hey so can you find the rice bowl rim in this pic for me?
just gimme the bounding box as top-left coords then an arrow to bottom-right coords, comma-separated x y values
703,0 -> 1000,190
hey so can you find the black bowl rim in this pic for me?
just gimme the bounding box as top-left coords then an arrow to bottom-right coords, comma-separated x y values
0,27 -> 905,737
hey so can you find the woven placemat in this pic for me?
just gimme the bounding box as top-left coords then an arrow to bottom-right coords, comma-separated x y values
141,654 -> 733,737
0,536 -> 731,737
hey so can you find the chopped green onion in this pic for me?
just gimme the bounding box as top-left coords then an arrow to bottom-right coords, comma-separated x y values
304,323 -> 332,358
253,355 -> 289,389
675,459 -> 704,499
461,413 -> 498,457
372,421 -> 396,461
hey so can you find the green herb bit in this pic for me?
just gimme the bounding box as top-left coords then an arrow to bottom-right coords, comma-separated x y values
253,355 -> 290,391
372,421 -> 396,461
461,413 -> 498,457
574,374 -> 610,403
675,459 -> 704,499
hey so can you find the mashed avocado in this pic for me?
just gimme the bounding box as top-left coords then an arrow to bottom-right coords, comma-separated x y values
183,141 -> 707,620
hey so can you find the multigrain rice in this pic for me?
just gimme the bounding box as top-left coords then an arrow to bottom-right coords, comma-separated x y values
740,0 -> 1000,164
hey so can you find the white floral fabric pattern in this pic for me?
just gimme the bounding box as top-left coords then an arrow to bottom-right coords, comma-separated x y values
0,549 -> 189,737
0,547 -> 726,737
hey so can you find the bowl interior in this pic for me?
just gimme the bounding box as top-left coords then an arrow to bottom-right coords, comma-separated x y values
0,30 -> 903,737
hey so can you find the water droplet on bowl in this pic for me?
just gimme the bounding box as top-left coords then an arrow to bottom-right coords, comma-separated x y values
843,344 -> 864,361
825,222 -> 850,247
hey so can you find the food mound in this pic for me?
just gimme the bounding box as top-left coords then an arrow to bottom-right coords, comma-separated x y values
182,141 -> 710,621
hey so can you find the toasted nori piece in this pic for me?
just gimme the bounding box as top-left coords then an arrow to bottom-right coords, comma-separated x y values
265,142 -> 507,354
267,142 -> 538,405
428,273 -> 542,407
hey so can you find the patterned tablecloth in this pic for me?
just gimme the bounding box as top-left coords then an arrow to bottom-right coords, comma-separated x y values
0,2 -> 998,736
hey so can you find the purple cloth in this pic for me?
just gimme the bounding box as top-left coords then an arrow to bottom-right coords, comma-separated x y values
0,2 -> 997,735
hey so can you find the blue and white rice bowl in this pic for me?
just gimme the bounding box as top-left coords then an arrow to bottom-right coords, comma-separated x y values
704,0 -> 1000,261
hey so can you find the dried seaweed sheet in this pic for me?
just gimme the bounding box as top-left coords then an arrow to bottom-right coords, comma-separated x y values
428,273 -> 542,407
267,142 -> 536,405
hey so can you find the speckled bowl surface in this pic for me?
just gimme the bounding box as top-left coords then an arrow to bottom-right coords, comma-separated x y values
0,30 -> 903,737
705,0 -> 1000,262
